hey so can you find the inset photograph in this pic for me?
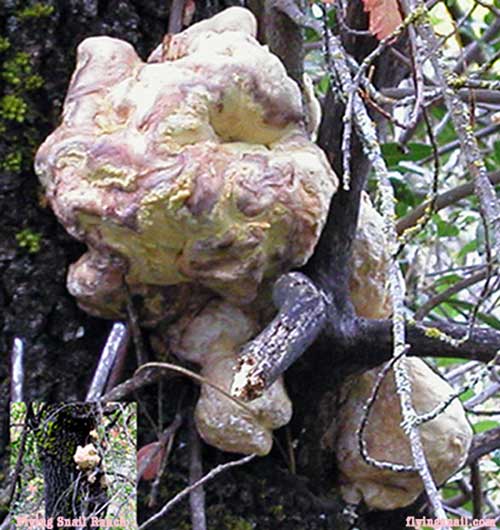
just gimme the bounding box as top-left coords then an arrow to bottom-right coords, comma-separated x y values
9,402 -> 137,529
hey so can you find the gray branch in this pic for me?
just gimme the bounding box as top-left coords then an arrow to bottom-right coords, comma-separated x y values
231,272 -> 328,400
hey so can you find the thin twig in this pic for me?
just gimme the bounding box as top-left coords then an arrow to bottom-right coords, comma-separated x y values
138,454 -> 256,530
409,1 -> 500,262
100,366 -> 165,402
421,123 -> 500,164
135,362 -> 257,416
385,87 -> 500,112
322,16 -> 450,524
188,415 -> 207,530
357,348 -> 416,472
126,293 -> 147,367
397,105 -> 441,248
397,171 -> 500,235
335,0 -> 371,37
415,269 -> 499,320
465,381 -> 500,408
454,16 -> 500,75
7,405 -> 32,506
340,6 -> 424,188
86,322 -> 129,402
403,9 -> 425,131
466,427 -> 500,465
168,0 -> 186,34
470,460 -> 483,519
11,337 -> 24,402
149,427 -> 176,508
412,351 -> 500,429
446,360 -> 480,383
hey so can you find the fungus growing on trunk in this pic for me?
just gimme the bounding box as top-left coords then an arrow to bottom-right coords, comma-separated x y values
34,7 -> 335,454
33,8 -> 473,505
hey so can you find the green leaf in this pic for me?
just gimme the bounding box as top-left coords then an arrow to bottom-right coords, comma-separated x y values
382,142 -> 433,170
435,357 -> 468,367
317,74 -> 330,95
473,420 -> 500,433
459,388 -> 474,402
433,273 -> 462,289
448,300 -> 500,330
456,239 -> 478,261
441,485 -> 459,499
433,214 -> 460,237
492,141 -> 500,165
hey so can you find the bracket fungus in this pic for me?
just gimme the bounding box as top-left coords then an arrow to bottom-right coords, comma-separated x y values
35,6 -> 338,313
35,7 -> 335,455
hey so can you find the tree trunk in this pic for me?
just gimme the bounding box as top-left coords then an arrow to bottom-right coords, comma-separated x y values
31,403 -> 104,526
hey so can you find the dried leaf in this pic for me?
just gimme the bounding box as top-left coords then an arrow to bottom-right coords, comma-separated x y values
362,0 -> 403,40
137,441 -> 165,481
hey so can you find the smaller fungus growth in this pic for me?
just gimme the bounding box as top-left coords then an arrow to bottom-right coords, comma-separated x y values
168,300 -> 292,455
334,358 -> 473,510
73,443 -> 101,471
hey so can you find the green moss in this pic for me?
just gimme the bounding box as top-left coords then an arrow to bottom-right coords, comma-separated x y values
2,52 -> 31,85
0,94 -> 27,122
269,504 -> 285,521
222,515 -> 254,530
3,151 -> 22,172
0,37 -> 10,53
17,3 -> 55,20
16,228 -> 42,254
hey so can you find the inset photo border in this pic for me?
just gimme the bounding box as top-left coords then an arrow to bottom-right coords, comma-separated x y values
9,402 -> 137,530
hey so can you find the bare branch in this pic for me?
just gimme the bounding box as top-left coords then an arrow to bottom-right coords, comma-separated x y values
408,1 -> 500,260
465,381 -> 500,408
382,87 -> 500,106
421,124 -> 500,164
454,16 -> 500,74
100,364 -> 164,402
357,349 -> 416,472
7,405 -> 31,506
356,319 -> 500,367
168,0 -> 186,34
126,292 -> 147,367
231,272 -> 327,400
415,269 -> 499,321
466,427 -> 500,465
470,461 -> 483,519
189,416 -> 207,530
